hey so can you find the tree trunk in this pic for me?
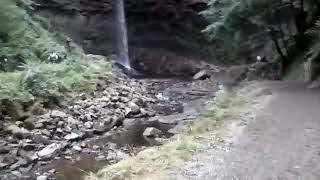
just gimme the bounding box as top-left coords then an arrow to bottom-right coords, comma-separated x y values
268,28 -> 288,62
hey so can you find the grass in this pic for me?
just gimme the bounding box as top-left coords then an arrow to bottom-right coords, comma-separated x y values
85,88 -> 253,180
0,58 -> 113,102
0,0 -> 113,103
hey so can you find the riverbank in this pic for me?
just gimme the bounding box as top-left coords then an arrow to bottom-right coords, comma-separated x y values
0,65 -> 221,180
85,82 -> 270,180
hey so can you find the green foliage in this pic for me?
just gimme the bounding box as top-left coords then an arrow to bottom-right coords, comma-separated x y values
0,0 -> 113,103
201,0 -> 320,66
201,0 -> 292,42
0,59 -> 112,101
0,0 -> 70,64
0,0 -> 26,42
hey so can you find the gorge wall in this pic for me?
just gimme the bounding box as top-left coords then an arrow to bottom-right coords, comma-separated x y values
34,0 -> 210,75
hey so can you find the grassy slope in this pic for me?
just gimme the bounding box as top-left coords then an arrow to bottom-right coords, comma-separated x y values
0,0 -> 112,103
85,86 -> 262,180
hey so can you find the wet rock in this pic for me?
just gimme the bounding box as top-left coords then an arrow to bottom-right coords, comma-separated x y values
5,125 -> 31,139
10,159 -> 28,169
57,121 -> 64,127
123,119 -> 138,129
67,117 -> 78,125
128,101 -> 140,114
193,70 -> 210,80
37,143 -> 62,159
72,145 -> 82,152
131,98 -> 144,107
19,164 -> 32,174
37,175 -> 48,180
153,115 -> 180,131
49,169 -> 56,174
156,93 -> 170,101
83,129 -> 94,138
168,120 -> 193,134
93,123 -> 107,135
143,127 -> 162,137
23,118 -> 36,130
0,147 -> 10,154
84,121 -> 94,129
35,122 -> 44,129
46,125 -> 57,130
120,97 -> 130,103
84,113 -> 92,121
0,154 -> 17,168
95,155 -> 106,162
1,99 -> 29,121
125,104 -> 140,117
64,132 -> 82,141
41,129 -> 51,137
50,110 -> 67,118
110,96 -> 120,102
18,149 -> 38,162
22,143 -> 37,151
11,170 -> 22,178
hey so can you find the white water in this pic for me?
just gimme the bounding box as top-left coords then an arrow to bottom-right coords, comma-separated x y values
116,0 -> 131,70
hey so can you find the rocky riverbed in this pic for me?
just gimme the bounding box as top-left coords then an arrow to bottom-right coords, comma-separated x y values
0,65 -> 221,180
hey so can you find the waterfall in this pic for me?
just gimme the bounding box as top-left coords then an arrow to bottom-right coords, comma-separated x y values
116,0 -> 131,70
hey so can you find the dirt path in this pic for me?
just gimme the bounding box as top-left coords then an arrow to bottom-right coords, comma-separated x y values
170,81 -> 320,180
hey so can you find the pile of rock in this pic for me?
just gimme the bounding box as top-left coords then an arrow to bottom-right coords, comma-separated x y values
0,77 -> 159,179
0,69 -> 221,179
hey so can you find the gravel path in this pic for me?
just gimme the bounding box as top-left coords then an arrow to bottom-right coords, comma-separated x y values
170,81 -> 320,180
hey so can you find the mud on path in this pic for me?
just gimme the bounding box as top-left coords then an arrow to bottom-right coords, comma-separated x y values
170,81 -> 320,180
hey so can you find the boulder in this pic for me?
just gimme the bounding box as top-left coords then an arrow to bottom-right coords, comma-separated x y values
0,154 -> 17,168
72,145 -> 82,152
32,134 -> 50,145
0,99 -> 29,121
5,125 -> 31,139
143,127 -> 162,137
64,132 -> 82,141
193,70 -> 210,80
23,118 -> 36,130
50,110 -> 67,118
37,143 -> 62,159
37,175 -> 48,180
0,147 -> 10,154
125,102 -> 141,117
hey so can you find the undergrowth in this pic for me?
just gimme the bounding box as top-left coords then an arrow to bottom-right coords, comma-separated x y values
0,59 -> 112,102
86,89 -> 251,180
0,0 -> 113,103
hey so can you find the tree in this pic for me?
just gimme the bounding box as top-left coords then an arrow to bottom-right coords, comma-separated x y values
201,0 -> 320,67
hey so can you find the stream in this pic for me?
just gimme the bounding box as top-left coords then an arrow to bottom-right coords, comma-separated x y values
0,64 -> 222,180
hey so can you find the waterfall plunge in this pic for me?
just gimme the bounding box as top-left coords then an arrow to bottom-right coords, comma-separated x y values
116,0 -> 131,71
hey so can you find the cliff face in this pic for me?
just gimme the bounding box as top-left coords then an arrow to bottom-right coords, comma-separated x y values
34,0 -> 116,55
34,0 -> 209,57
